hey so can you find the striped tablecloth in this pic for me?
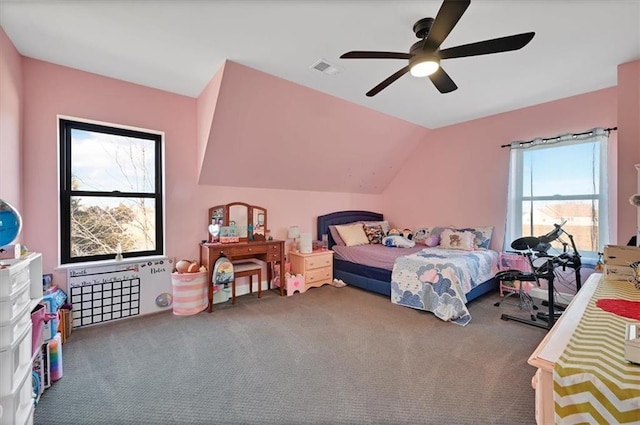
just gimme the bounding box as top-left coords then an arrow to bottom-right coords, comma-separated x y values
553,277 -> 640,424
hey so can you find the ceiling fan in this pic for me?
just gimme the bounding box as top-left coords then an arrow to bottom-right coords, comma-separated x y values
340,0 -> 535,96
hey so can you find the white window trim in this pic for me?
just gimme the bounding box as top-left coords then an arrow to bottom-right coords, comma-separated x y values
504,128 -> 610,265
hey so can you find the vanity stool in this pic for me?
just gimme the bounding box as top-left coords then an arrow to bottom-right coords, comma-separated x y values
232,261 -> 262,304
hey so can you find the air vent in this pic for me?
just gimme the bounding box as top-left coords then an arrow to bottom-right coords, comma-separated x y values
310,59 -> 340,75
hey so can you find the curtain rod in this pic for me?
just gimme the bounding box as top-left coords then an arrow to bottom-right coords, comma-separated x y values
500,126 -> 618,148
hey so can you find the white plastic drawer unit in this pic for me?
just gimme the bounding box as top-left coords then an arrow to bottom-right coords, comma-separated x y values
0,253 -> 41,425
0,320 -> 32,396
0,259 -> 30,298
0,301 -> 31,348
0,278 -> 31,323
0,361 -> 34,425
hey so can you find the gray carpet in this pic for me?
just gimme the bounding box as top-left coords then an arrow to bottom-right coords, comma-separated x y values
33,285 -> 546,425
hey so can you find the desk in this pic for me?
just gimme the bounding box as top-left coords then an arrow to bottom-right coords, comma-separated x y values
528,273 -> 599,424
528,273 -> 640,424
200,240 -> 285,312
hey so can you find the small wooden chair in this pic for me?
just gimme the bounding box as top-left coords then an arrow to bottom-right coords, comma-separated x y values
231,261 -> 262,304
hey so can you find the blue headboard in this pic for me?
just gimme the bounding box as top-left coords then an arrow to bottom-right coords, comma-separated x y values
317,210 -> 383,248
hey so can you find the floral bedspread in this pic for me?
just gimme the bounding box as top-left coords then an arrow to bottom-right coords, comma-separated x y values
390,248 -> 499,325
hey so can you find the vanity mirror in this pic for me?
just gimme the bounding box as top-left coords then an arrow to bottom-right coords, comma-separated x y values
208,202 -> 267,242
228,202 -> 249,238
253,207 -> 266,238
0,199 -> 22,247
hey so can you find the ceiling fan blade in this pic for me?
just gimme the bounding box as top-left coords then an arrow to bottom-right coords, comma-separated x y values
366,65 -> 411,97
429,67 -> 457,94
423,0 -> 470,52
439,32 -> 535,59
340,51 -> 413,60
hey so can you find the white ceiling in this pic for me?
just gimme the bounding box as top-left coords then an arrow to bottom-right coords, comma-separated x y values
1,0 -> 639,129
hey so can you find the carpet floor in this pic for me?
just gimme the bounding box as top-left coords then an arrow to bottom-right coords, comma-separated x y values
33,285 -> 546,425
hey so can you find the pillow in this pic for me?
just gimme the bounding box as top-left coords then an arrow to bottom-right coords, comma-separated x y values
455,226 -> 494,249
363,224 -> 384,244
424,235 -> 440,247
413,227 -> 431,244
335,223 -> 370,247
382,235 -> 416,248
439,228 -> 476,251
328,225 -> 346,246
361,220 -> 390,235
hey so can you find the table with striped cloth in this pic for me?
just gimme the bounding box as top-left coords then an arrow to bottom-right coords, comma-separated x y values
553,277 -> 640,424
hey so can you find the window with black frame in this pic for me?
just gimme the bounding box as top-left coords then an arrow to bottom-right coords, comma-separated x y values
59,118 -> 164,264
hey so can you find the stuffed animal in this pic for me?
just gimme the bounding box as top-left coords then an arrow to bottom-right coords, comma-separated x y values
382,235 -> 416,248
388,228 -> 401,236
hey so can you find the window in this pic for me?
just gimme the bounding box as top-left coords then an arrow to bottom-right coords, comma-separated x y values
505,128 -> 609,264
59,118 -> 164,264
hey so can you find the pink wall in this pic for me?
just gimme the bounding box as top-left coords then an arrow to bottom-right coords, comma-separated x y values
0,27 -> 23,214
198,61 -> 428,194
190,185 -> 381,244
382,88 -> 619,250
617,60 -> 640,243
20,58 -> 382,284
10,32 -> 637,285
21,58 -> 197,280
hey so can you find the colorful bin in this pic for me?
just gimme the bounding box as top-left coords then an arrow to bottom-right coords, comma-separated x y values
171,272 -> 208,316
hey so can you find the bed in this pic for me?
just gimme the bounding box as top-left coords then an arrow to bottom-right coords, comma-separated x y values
317,210 -> 499,325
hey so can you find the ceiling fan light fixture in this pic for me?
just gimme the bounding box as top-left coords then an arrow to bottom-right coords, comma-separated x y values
340,0 -> 534,96
410,59 -> 439,77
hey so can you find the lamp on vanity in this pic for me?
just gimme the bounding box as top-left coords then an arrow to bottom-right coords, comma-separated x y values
287,226 -> 300,258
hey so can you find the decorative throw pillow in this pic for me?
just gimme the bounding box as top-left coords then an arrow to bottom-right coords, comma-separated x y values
439,228 -> 476,251
361,220 -> 390,235
363,224 -> 384,244
328,225 -> 346,246
455,226 -> 494,249
413,227 -> 431,244
335,223 -> 370,247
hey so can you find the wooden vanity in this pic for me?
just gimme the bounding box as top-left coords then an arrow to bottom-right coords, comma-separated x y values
200,240 -> 285,312
201,202 -> 285,312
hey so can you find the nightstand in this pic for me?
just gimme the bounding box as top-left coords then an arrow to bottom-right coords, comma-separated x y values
289,250 -> 333,290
